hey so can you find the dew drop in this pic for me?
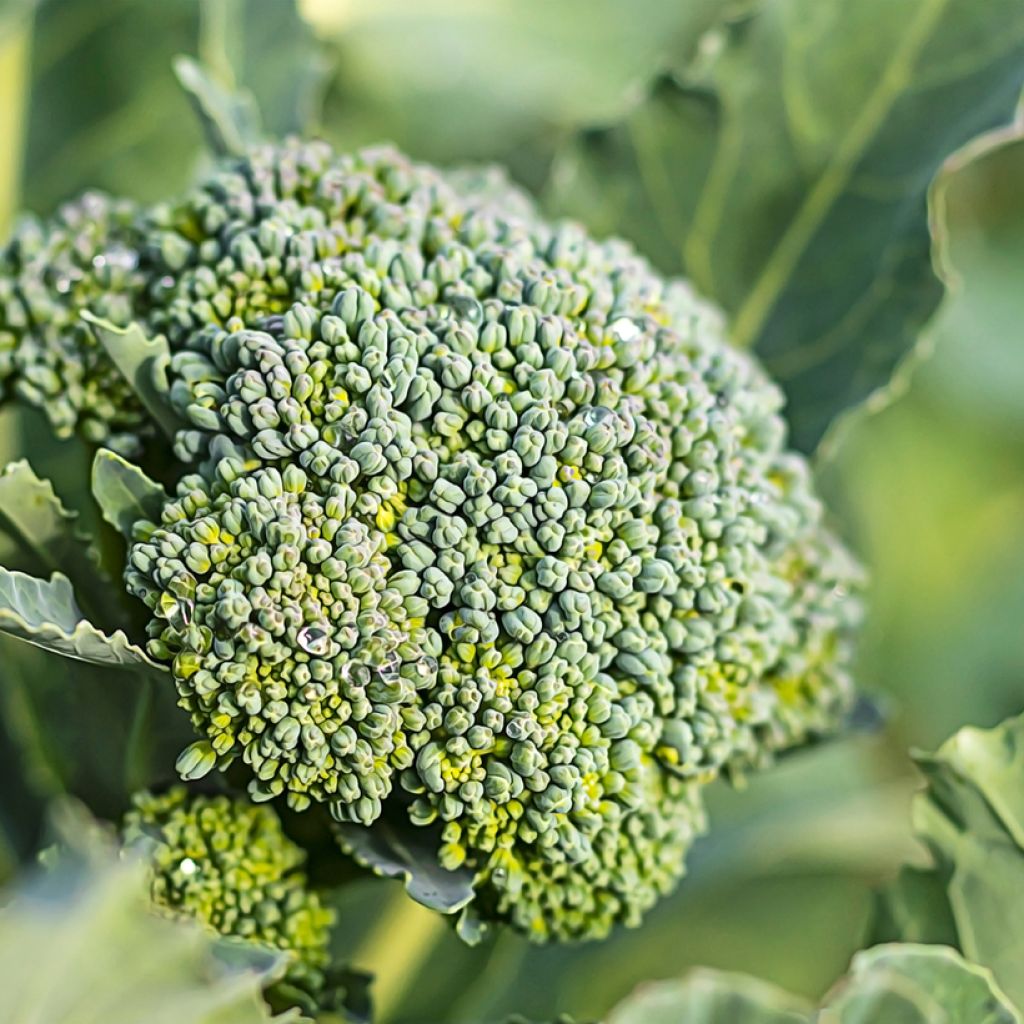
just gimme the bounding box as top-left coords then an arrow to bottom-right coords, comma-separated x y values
608,317 -> 640,343
297,624 -> 331,655
450,295 -> 483,325
414,655 -> 438,680
581,406 -> 614,428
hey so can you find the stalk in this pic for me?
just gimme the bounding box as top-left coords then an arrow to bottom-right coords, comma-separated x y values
353,887 -> 449,1023
0,4 -> 31,237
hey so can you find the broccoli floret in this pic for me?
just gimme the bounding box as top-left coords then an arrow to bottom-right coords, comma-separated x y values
143,141 -> 534,350
123,787 -> 334,991
0,192 -> 147,448
122,141 -> 862,942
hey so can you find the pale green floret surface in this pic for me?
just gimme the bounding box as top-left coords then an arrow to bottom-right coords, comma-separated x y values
119,140 -> 862,942
0,192 -> 147,448
123,787 -> 334,988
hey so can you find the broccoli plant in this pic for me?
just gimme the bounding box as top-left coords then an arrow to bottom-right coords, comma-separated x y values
0,0 -> 1021,1015
0,86 -> 865,959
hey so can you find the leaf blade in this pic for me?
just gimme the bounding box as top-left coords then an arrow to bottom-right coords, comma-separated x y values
0,565 -> 160,670
82,313 -> 180,439
91,447 -> 167,539
549,0 -> 1024,450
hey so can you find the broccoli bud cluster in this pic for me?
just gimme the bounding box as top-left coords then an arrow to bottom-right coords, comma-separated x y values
117,142 -> 862,941
0,137 -> 862,941
0,192 -> 147,447
123,787 -> 334,989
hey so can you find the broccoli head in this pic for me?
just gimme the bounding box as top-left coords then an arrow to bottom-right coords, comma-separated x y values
121,141 -> 862,942
0,192 -> 147,448
123,787 -> 334,990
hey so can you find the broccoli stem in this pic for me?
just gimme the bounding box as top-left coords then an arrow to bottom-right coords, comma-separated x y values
0,6 -> 30,236
353,887 -> 449,1023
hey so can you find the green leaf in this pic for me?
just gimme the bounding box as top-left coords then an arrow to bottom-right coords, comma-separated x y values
82,313 -> 180,439
200,0 -> 329,138
92,447 -> 168,539
605,970 -> 811,1024
906,713 -> 1024,1010
0,459 -> 101,594
173,54 -> 262,157
334,819 -> 475,916
0,818 -> 299,1024
20,0 -> 204,210
820,944 -> 1020,1024
548,0 -> 1024,451
872,865 -> 958,948
312,0 -> 731,167
0,565 -> 159,669
918,129 -> 1024,428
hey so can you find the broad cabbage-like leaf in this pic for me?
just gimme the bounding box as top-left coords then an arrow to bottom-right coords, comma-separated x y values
82,314 -> 179,438
605,969 -> 810,1023
0,820 -> 300,1024
0,460 -> 104,602
895,712 -> 1024,1010
820,944 -> 1019,1024
548,0 -> 1024,451
334,819 -> 475,916
602,945 -> 1018,1024
0,565 -> 160,669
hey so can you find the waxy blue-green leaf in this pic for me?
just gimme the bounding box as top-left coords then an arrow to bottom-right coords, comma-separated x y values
0,460 -> 100,592
820,944 -> 1020,1024
0,565 -> 160,669
81,313 -> 179,439
335,819 -> 475,916
92,447 -> 168,539
872,864 -> 958,948
605,970 -> 810,1024
311,0 -> 732,166
548,0 -> 1024,451
918,130 -> 1024,429
906,713 -> 1024,1010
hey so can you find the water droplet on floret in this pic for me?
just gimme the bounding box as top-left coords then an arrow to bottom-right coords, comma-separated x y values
297,624 -> 331,655
608,317 -> 640,343
449,294 -> 483,325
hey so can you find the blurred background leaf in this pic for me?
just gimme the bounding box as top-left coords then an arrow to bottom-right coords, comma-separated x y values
304,0 -> 738,185
546,0 -> 1024,451
0,817 -> 295,1024
821,128 -> 1024,753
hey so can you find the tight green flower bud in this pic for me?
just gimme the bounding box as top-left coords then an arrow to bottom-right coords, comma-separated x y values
0,192 -> 147,447
123,788 -> 333,991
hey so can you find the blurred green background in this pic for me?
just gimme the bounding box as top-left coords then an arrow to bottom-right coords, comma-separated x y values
0,1 -> 1021,1021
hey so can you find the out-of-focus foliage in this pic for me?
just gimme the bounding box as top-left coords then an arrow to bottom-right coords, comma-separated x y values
876,712 -> 1024,1009
823,129 -> 1024,752
546,0 -> 1024,451
603,945 -> 1020,1024
0,810 -> 300,1024
303,0 -> 735,173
